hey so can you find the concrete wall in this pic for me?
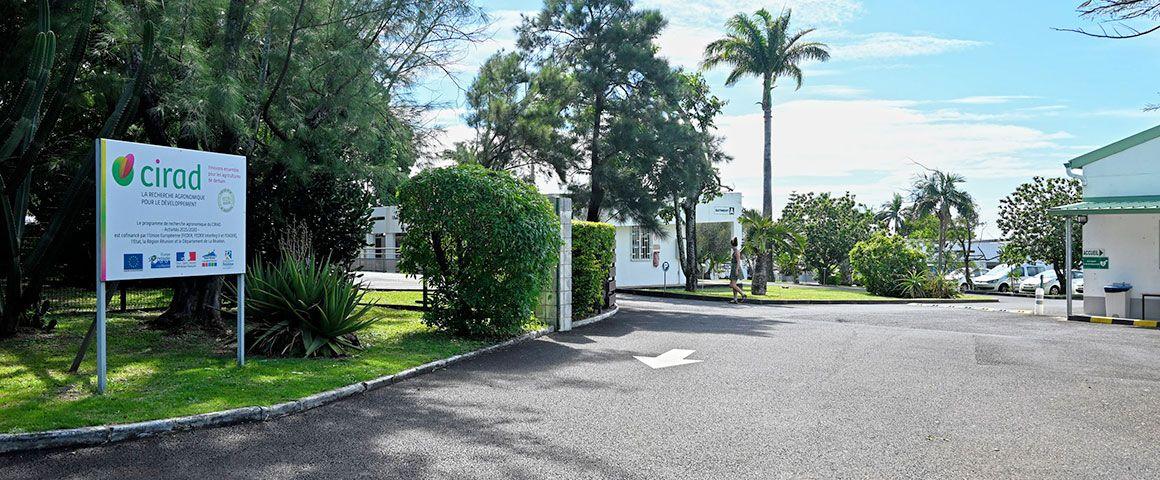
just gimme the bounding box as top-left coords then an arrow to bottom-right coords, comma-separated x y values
1083,140 -> 1160,198
615,224 -> 684,288
1081,214 -> 1160,318
611,192 -> 745,288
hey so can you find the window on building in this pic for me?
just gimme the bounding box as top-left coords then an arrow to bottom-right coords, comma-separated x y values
630,226 -> 651,261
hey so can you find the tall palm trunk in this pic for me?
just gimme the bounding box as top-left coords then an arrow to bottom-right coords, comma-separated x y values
751,75 -> 774,296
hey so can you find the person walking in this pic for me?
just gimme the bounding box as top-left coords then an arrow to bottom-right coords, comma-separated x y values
729,237 -> 747,303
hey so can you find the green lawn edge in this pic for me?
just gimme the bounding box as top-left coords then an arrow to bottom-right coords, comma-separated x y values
0,307 -> 506,434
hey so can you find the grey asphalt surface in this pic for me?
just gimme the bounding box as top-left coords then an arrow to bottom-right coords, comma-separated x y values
4,294 -> 1160,479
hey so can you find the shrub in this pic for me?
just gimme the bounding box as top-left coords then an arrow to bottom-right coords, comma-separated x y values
397,165 -> 561,338
894,269 -> 961,299
849,233 -> 926,297
242,253 -> 379,358
572,221 -> 615,319
896,269 -> 928,299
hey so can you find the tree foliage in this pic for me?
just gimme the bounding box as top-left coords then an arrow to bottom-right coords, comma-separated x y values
449,51 -> 575,181
397,165 -> 560,338
910,169 -> 975,271
518,0 -> 674,223
779,192 -> 873,285
997,176 -> 1083,292
849,232 -> 926,297
0,0 -> 156,335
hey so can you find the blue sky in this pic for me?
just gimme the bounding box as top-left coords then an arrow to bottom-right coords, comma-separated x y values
418,0 -> 1160,237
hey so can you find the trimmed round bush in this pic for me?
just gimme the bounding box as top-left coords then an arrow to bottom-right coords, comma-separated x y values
849,233 -> 926,297
572,221 -> 615,319
397,165 -> 561,338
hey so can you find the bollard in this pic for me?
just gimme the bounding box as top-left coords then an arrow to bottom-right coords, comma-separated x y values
1034,275 -> 1045,315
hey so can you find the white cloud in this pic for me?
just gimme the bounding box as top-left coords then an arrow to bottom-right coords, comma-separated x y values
828,32 -> 985,60
713,99 -> 1074,223
946,95 -> 1037,105
640,0 -> 863,29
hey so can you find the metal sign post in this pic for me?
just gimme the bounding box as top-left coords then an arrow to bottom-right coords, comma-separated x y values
236,274 -> 245,366
662,261 -> 670,290
96,281 -> 107,393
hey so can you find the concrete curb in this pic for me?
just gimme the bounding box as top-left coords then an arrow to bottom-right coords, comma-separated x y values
619,288 -> 999,305
1068,314 -> 1160,329
0,307 -> 623,456
571,306 -> 619,329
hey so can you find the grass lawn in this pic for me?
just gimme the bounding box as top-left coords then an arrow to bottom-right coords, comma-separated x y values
360,289 -> 424,308
0,307 -> 493,434
646,283 -> 989,301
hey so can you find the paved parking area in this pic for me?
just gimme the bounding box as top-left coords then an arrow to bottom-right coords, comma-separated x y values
4,295 -> 1159,478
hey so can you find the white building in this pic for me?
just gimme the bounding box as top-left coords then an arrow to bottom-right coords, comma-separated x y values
354,206 -> 404,272
610,192 -> 744,288
1049,124 -> 1160,319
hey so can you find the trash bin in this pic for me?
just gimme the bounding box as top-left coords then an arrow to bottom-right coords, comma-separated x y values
1104,283 -> 1133,317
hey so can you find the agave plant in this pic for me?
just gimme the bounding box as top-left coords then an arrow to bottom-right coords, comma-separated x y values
896,270 -> 929,299
239,254 -> 379,358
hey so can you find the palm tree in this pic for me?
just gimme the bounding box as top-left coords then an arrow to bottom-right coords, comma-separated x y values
702,9 -> 828,295
703,9 -> 830,219
876,193 -> 908,235
911,170 -> 974,271
739,209 -> 804,290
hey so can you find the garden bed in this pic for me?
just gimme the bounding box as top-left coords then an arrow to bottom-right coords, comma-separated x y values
0,307 -> 499,434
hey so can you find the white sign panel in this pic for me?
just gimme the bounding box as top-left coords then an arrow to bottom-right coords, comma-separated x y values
97,139 -> 246,281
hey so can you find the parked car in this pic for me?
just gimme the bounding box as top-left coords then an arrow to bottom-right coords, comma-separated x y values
970,263 -> 1051,293
947,267 -> 989,291
1017,269 -> 1082,295
1073,276 -> 1084,294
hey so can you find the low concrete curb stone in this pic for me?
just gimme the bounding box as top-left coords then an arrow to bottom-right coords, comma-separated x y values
0,307 -> 621,455
619,288 -> 999,305
571,306 -> 619,329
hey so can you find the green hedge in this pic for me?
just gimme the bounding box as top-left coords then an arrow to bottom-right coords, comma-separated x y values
572,221 -> 615,319
849,232 -> 926,297
397,165 -> 561,338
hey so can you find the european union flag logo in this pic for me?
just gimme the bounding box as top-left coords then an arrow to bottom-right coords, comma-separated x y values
123,253 -> 143,271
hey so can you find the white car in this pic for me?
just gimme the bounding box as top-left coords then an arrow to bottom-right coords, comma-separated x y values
948,267 -> 988,291
1073,276 -> 1084,294
1017,269 -> 1082,296
970,263 -> 1051,293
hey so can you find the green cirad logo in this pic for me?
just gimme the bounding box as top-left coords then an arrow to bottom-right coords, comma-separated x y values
111,154 -> 135,186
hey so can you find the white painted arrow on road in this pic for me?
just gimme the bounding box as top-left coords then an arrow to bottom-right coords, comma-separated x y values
634,349 -> 702,369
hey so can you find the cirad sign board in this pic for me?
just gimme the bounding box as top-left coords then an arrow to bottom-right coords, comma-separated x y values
98,139 -> 246,280
94,139 -> 247,393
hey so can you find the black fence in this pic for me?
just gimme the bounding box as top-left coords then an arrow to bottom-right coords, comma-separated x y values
40,282 -> 174,315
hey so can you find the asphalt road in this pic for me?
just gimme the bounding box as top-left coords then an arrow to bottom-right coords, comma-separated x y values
4,295 -> 1160,479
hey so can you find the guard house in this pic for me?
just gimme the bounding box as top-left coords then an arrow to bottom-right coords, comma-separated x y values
610,192 -> 744,287
1048,124 -> 1160,320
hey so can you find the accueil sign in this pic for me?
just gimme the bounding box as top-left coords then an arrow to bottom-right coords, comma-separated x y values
94,139 -> 248,393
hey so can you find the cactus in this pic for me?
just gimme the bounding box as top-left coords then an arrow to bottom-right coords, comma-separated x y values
0,0 -> 158,335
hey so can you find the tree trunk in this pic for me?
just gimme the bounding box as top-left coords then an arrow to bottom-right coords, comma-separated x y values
585,90 -> 605,221
937,216 -> 947,272
683,201 -> 698,291
152,276 -> 226,332
761,75 -> 773,219
751,254 -> 768,295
